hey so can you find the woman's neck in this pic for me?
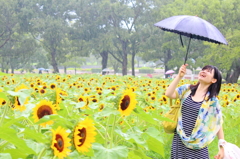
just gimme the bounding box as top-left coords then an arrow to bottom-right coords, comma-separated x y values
196,83 -> 210,95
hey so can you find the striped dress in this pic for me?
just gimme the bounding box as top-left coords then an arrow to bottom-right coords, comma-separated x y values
171,95 -> 209,159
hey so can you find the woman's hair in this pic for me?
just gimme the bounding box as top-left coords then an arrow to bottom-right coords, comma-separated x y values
190,65 -> 222,100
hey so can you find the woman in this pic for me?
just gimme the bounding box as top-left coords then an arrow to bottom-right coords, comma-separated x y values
165,64 -> 224,159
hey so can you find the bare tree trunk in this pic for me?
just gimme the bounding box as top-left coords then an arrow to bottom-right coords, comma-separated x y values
51,50 -> 59,73
64,66 -> 67,74
100,51 -> 108,75
131,52 -> 135,76
122,41 -> 128,76
164,49 -> 172,78
226,58 -> 240,83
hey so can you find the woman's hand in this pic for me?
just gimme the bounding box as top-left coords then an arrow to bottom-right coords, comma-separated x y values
178,64 -> 188,78
214,147 -> 224,159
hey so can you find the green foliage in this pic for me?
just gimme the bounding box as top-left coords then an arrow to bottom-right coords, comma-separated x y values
139,67 -> 154,74
91,68 -> 102,73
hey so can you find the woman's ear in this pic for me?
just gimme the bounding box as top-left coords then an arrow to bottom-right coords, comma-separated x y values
212,78 -> 217,84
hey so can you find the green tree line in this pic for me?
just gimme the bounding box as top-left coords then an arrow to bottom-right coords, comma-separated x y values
0,0 -> 239,83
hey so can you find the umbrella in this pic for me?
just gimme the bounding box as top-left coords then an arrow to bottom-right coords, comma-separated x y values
165,70 -> 175,75
154,15 -> 228,64
38,68 -> 45,71
102,68 -> 110,72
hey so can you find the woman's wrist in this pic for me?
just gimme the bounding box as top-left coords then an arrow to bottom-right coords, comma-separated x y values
218,139 -> 226,147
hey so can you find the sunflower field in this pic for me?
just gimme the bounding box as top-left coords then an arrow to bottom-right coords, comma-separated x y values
0,73 -> 239,159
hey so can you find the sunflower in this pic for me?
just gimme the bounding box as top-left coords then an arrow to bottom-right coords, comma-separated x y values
161,95 -> 168,104
55,88 -> 68,110
73,118 -> 97,153
30,83 -> 35,88
222,94 -> 229,101
0,98 -> 6,107
118,89 -> 137,116
235,94 -> 240,100
150,95 -> 156,101
13,84 -> 29,111
34,87 -> 39,93
39,88 -> 46,94
91,98 -> 98,103
99,103 -> 104,111
51,126 -> 71,159
77,95 -> 89,109
42,85 -> 47,89
78,95 -> 86,102
32,100 -> 57,127
50,83 -> 57,90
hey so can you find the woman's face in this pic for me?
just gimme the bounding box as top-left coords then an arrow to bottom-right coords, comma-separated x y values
198,68 -> 217,84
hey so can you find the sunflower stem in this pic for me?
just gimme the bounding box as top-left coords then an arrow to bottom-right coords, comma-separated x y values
123,117 -> 134,133
95,128 -> 105,141
38,125 -> 41,133
110,115 -> 116,148
0,105 -> 9,127
105,114 -> 111,147
37,147 -> 46,159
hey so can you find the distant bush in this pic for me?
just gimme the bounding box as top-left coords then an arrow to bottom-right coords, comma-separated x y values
139,67 -> 154,73
91,68 -> 101,73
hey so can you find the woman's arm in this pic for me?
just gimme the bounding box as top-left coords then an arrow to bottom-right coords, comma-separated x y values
165,64 -> 188,99
217,126 -> 224,139
215,126 -> 225,159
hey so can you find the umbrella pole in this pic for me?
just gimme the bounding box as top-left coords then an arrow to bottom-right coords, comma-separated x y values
184,36 -> 192,64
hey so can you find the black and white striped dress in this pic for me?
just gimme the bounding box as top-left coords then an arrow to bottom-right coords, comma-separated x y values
171,95 -> 209,159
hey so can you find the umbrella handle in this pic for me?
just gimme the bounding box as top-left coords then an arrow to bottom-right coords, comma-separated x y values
184,36 -> 192,65
180,35 -> 184,48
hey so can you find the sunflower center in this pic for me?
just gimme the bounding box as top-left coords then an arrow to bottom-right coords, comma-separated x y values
37,105 -> 53,119
2,100 -> 6,105
54,134 -> 64,152
51,85 -> 55,89
79,98 -> 84,102
120,95 -> 130,111
78,128 -> 86,146
17,97 -> 21,105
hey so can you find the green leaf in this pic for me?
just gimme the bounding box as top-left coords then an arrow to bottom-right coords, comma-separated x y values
133,108 -> 158,125
145,127 -> 164,144
1,149 -> 32,159
35,114 -> 72,126
94,107 -> 119,118
92,143 -> 128,159
0,72 -> 8,76
0,128 -> 36,157
146,136 -> 165,158
74,102 -> 86,109
0,153 -> 12,159
23,128 -> 48,144
128,150 -> 152,159
0,92 -> 9,102
2,117 -> 25,128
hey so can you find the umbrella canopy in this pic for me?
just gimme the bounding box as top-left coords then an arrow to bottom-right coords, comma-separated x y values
154,15 -> 228,64
38,68 -> 45,71
102,68 -> 110,72
165,70 -> 175,74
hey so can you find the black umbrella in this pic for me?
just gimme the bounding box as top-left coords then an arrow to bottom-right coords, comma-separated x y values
154,15 -> 228,64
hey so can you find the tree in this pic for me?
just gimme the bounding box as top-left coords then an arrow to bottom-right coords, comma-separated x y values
28,0 -> 76,73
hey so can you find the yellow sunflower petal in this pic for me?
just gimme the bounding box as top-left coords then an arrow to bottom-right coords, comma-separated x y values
51,126 -> 71,159
32,100 -> 57,127
73,118 -> 97,153
118,89 -> 137,116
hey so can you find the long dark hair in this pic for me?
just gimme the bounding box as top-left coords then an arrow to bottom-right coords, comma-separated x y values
190,65 -> 222,100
